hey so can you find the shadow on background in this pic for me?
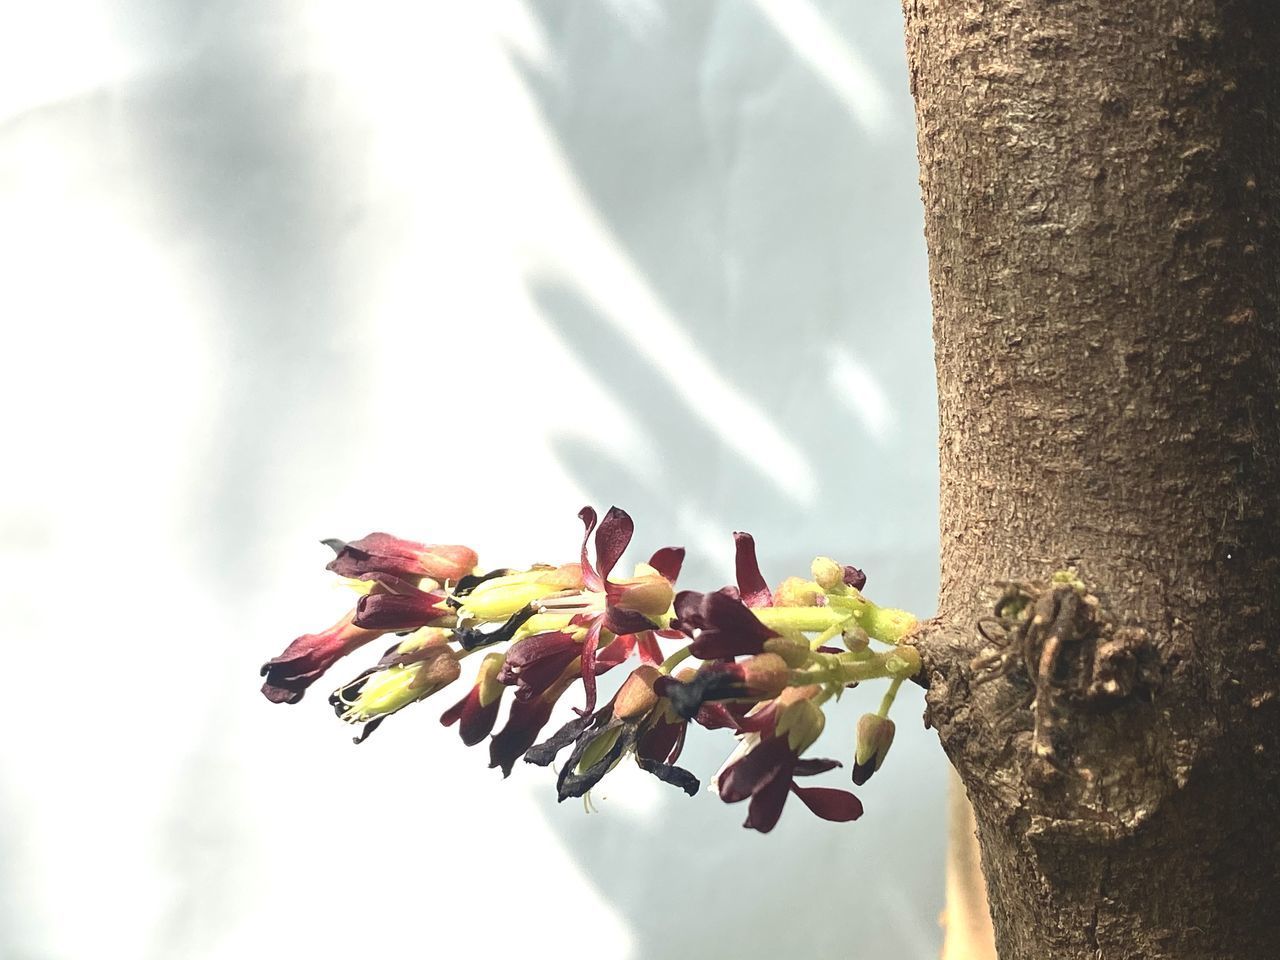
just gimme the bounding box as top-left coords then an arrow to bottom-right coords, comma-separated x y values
106,4 -> 382,955
509,2 -> 945,958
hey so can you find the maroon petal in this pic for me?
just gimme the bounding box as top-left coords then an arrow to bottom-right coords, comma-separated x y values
733,532 -> 773,608
636,717 -> 684,765
579,617 -> 606,714
790,784 -> 863,822
693,702 -> 747,731
440,687 -> 503,746
717,736 -> 793,803
603,606 -> 658,636
594,633 -> 636,670
439,692 -> 468,727
647,546 -> 685,583
842,564 -> 867,591
489,697 -> 556,777
793,757 -> 843,777
677,589 -> 778,660
594,506 -> 634,581
577,507 -> 603,591
742,771 -> 792,833
498,631 -> 581,701
352,590 -> 449,631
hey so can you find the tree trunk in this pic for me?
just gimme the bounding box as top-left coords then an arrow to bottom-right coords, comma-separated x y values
901,2 -> 1280,958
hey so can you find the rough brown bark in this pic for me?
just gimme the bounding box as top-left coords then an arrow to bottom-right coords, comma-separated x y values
901,2 -> 1280,958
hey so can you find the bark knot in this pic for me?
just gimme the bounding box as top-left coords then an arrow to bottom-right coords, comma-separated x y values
926,574 -> 1172,838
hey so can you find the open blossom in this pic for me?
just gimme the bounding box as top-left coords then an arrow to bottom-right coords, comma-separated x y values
714,687 -> 863,833
672,588 -> 779,660
474,507 -> 684,714
329,629 -> 461,742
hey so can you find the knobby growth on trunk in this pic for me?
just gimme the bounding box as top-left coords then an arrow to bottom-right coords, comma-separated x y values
902,1 -> 1280,957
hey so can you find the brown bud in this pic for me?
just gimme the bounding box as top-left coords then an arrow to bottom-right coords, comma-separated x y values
613,665 -> 662,720
740,653 -> 791,699
763,633 -> 812,668
852,713 -> 896,784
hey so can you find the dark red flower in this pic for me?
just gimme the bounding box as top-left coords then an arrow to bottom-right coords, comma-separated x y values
672,587 -> 779,660
498,630 -> 583,702
489,686 -> 564,777
842,564 -> 867,591
351,585 -> 451,632
323,533 -> 478,583
440,652 -> 506,746
714,690 -> 862,833
544,506 -> 684,714
260,609 -> 384,704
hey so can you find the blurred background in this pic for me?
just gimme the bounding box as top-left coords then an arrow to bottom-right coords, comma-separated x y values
0,2 -> 943,957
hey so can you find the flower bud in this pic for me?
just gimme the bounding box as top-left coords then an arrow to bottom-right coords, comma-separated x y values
884,645 -> 923,678
763,633 -> 811,668
773,577 -> 825,608
324,533 -> 478,583
811,557 -> 844,591
739,653 -> 791,700
843,625 -> 870,653
852,713 -> 895,785
776,698 -> 826,753
613,665 -> 662,721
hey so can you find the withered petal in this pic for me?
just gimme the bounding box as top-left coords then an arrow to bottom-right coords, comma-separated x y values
636,757 -> 700,796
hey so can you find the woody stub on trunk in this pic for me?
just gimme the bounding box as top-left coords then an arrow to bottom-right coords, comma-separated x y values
901,2 -> 1280,958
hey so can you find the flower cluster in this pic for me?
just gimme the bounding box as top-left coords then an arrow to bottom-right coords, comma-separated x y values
259,507 -> 921,833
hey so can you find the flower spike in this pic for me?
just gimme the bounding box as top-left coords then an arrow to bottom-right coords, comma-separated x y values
262,508 -> 919,832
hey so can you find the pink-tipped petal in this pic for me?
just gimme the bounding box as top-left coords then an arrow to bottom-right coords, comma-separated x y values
636,631 -> 666,665
732,532 -> 773,608
579,617 -> 606,714
790,784 -> 864,822
577,507 -> 603,591
742,772 -> 792,833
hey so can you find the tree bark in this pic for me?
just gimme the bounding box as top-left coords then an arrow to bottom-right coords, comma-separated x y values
901,2 -> 1280,958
